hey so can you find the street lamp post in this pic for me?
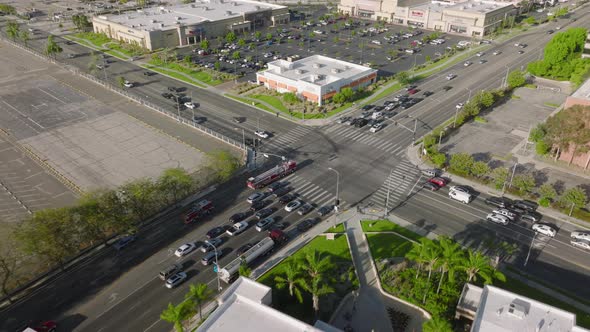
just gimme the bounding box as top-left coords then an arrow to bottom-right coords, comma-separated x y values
384,167 -> 394,217
328,168 -> 340,213
413,53 -> 422,68
466,87 -> 472,102
524,233 -> 537,267
208,242 -> 222,291
503,66 -> 510,88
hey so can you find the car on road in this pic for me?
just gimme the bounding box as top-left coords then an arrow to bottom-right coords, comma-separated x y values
165,272 -> 188,288
463,61 -> 472,67
571,231 -> 590,241
369,123 -> 384,133
446,74 -> 457,80
485,196 -> 512,208
492,208 -> 517,221
200,238 -> 223,252
423,91 -> 434,97
249,200 -> 269,212
456,103 -> 464,109
428,177 -> 447,187
144,71 -> 154,76
266,181 -> 285,192
162,92 -> 174,99
113,234 -> 136,250
279,193 -> 296,204
159,263 -> 184,280
486,213 -> 509,225
532,223 -> 557,237
66,53 -> 76,58
492,50 -> 502,55
167,86 -> 178,92
229,212 -> 248,223
479,59 -> 487,64
361,105 -> 374,111
571,239 -> 590,250
96,64 -> 104,70
273,186 -> 292,197
513,200 -> 538,212
423,182 -> 440,191
442,86 -> 453,92
236,243 -> 253,256
206,226 -> 226,239
256,217 -> 276,232
247,192 -> 265,204
298,203 -> 313,215
255,208 -> 274,220
184,101 -> 197,109
297,218 -> 317,232
520,212 -> 542,223
255,130 -> 270,139
337,117 -> 351,124
449,186 -> 470,194
175,243 -> 197,257
226,221 -> 249,236
355,118 -> 369,128
123,80 -> 134,88
202,250 -> 225,265
317,206 -> 333,217
476,52 -> 485,57
518,50 -> 524,54
285,200 -> 303,212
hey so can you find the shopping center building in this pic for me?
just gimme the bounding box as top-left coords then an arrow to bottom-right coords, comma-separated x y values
92,0 -> 289,50
256,55 -> 378,105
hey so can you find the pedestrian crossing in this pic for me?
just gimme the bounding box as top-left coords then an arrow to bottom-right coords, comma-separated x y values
369,160 -> 421,209
282,174 -> 347,210
323,124 -> 407,156
263,126 -> 314,152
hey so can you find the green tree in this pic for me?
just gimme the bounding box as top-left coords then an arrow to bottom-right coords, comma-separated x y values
405,238 -> 430,279
559,187 -> 588,211
266,32 -> 273,41
538,183 -> 557,200
157,168 -> 194,204
491,167 -> 509,190
214,61 -> 221,71
460,250 -> 504,284
45,35 -> 63,58
283,92 -> 299,104
19,30 -> 30,47
0,4 -> 16,15
471,161 -> 490,178
185,283 -> 214,321
507,70 -> 526,89
206,150 -> 241,182
536,140 -> 550,155
435,236 -> 464,294
183,55 -> 191,65
449,153 -> 474,175
6,21 -> 20,41
225,31 -> 237,44
476,91 -> 495,108
512,174 -> 536,195
300,275 -> 335,317
274,262 -> 305,303
239,261 -> 252,277
75,190 -> 128,246
200,39 -> 209,50
0,238 -> 20,301
118,76 -> 126,88
72,14 -> 92,31
237,38 -> 246,48
255,31 -> 262,40
119,178 -> 159,222
431,152 -> 447,168
232,51 -> 241,60
423,316 -> 453,332
395,71 -> 411,85
160,302 -> 193,332
529,123 -> 547,142
524,16 -> 537,25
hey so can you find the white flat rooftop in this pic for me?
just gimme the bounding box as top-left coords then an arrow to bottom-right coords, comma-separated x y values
571,78 -> 590,100
444,0 -> 513,13
97,0 -> 285,31
261,55 -> 375,86
469,285 -> 589,332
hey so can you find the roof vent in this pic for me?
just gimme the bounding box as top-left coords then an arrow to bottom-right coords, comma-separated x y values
313,63 -> 321,68
507,303 -> 527,319
332,68 -> 342,73
255,5 -> 261,9
233,1 -> 238,5
296,69 -> 304,74
175,16 -> 181,20
203,6 -> 208,10
151,19 -> 157,23
126,15 -> 131,19
226,10 -> 232,15
175,21 -> 181,25
160,23 -> 165,28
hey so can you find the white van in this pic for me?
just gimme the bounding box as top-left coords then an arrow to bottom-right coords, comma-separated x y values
449,190 -> 472,204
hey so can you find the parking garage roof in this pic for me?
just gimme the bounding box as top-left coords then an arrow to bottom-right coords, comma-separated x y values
96,0 -> 285,31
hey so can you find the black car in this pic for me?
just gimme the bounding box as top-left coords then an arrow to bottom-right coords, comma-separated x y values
236,243 -> 253,256
442,86 -> 453,92
167,86 -> 177,92
144,71 -> 154,76
206,226 -> 226,239
298,203 -> 313,215
317,206 -> 333,217
244,138 -> 261,147
269,222 -> 288,231
423,91 -> 433,97
249,200 -> 269,212
513,200 -> 538,212
520,211 -> 542,223
367,119 -> 381,126
361,105 -> 374,111
255,208 -> 274,219
279,193 -> 296,204
373,106 -> 385,112
229,212 -> 248,223
355,119 -> 368,128
485,196 -> 513,208
297,219 -> 316,232
267,182 -> 284,192
161,92 -> 174,99
273,186 -> 292,197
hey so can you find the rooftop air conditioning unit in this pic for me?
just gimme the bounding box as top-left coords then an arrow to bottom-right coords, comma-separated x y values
255,5 -> 261,9
313,63 -> 321,68
226,11 -> 232,15
151,19 -> 157,23
233,2 -> 238,5
296,69 -> 304,74
331,68 -> 341,73
160,23 -> 165,27
175,16 -> 181,20
175,21 -> 180,25
507,303 -> 527,319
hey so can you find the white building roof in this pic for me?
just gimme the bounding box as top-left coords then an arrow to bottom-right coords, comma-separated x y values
197,277 -> 339,332
260,55 -> 375,87
96,0 -> 285,31
410,0 -> 513,13
571,78 -> 590,100
466,285 -> 589,332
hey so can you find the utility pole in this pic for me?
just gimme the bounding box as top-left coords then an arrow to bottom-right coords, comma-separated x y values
328,168 -> 340,213
438,130 -> 444,148
524,233 -> 537,267
508,162 -> 518,189
413,117 -> 417,143
384,167 -> 394,217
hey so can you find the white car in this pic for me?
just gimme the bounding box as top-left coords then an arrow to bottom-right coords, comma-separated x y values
492,50 -> 502,55
255,130 -> 269,139
514,43 -> 521,47
456,103 -> 464,109
226,221 -> 249,236
184,101 -> 197,109
369,123 -> 383,133
285,200 -> 303,212
446,74 -> 457,80
247,192 -> 265,204
571,240 -> 590,250
532,223 -> 557,237
487,213 -> 509,225
174,243 -> 196,257
463,61 -> 472,67
165,271 -> 188,288
492,208 -> 517,221
449,186 -> 470,194
123,80 -> 134,88
372,111 -> 383,119
476,52 -> 484,57
571,231 -> 590,241
371,40 -> 382,45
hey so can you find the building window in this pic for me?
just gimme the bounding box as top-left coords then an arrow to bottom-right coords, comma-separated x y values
394,18 -> 404,24
407,20 -> 425,28
449,25 -> 467,34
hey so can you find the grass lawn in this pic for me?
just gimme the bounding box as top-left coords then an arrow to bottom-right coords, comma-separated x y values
250,94 -> 289,112
544,102 -> 560,108
366,233 -> 414,262
257,234 -> 354,324
143,65 -> 207,88
74,32 -> 111,48
367,82 -> 403,104
225,94 -> 274,112
361,220 -> 423,241
326,223 -> 345,233
496,277 -> 590,329
147,60 -> 224,86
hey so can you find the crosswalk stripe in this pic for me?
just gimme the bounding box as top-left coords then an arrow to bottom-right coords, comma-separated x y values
310,191 -> 330,202
301,186 -> 322,197
295,182 -> 316,194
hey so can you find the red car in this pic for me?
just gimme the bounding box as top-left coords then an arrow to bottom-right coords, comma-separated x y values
428,177 -> 447,187
29,321 -> 57,332
423,182 -> 440,191
407,89 -> 419,95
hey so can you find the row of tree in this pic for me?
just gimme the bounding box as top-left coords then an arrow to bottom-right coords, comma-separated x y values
5,21 -> 63,58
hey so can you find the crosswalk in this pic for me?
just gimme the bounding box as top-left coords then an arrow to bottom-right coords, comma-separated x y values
323,124 -> 407,156
282,174 -> 347,210
369,160 -> 421,208
263,126 -> 314,152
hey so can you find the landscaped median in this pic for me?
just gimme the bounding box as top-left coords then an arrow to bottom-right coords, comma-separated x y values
64,32 -> 146,60
256,233 -> 357,324
146,56 -> 228,86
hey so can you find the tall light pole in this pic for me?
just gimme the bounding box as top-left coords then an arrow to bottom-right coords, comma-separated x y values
503,65 -> 510,88
208,241 -> 222,291
524,233 -> 537,267
384,167 -> 394,217
413,53 -> 422,69
328,167 -> 340,212
466,87 -> 472,102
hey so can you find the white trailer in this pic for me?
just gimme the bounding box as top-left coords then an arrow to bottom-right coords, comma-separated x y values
449,190 -> 473,204
219,237 -> 275,283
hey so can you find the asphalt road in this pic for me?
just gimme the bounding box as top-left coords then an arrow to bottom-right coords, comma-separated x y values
1,9 -> 590,332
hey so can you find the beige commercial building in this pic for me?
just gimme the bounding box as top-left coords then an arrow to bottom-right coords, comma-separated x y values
92,0 -> 289,50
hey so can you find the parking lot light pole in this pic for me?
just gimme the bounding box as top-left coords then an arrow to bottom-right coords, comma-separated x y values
209,242 -> 222,292
524,233 -> 537,267
384,167 -> 394,217
466,87 -> 472,102
328,168 -> 340,213
413,53 -> 422,68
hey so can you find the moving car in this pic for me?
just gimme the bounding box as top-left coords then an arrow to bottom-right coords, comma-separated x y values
200,238 -> 223,252
165,272 -> 187,288
463,61 -> 472,67
571,240 -> 590,250
492,50 -> 502,55
456,103 -> 464,109
123,80 -> 134,88
486,213 -> 509,225
298,203 -> 313,215
113,234 -> 136,250
256,217 -> 276,232
337,117 -> 351,124
206,226 -> 226,239
236,243 -> 253,256
532,223 -> 557,237
266,181 -> 285,192
254,130 -> 269,139
184,101 -> 197,109
160,263 -> 183,280
485,196 -> 512,208
449,185 -> 470,194
369,123 -> 384,133
202,250 -> 225,265
317,206 -> 333,217
571,231 -> 590,241
479,59 -> 487,64
492,208 -> 517,221
249,200 -> 269,212
476,52 -> 485,57
229,212 -> 248,223
449,190 -> 472,204
175,243 -> 197,257
428,177 -> 447,187
247,192 -> 265,204
279,193 -> 296,204
272,186 -> 292,197
423,182 -> 440,191
520,212 -> 542,223
297,218 -> 316,232
255,208 -> 274,220
285,200 -> 303,212
446,74 -> 457,80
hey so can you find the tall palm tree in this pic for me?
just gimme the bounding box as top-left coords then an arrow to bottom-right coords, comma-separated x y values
298,250 -> 335,281
274,262 -> 305,303
405,238 -> 430,279
435,236 -> 465,294
184,283 -> 214,321
461,250 -> 493,284
422,316 -> 453,332
239,261 -> 252,278
160,302 -> 193,332
421,241 -> 442,304
299,276 -> 335,317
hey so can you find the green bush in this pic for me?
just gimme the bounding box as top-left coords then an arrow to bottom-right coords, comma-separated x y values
536,141 -> 550,155
449,153 -> 474,175
539,197 -> 551,207
431,153 -> 447,168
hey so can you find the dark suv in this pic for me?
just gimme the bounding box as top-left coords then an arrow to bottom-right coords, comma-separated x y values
484,196 -> 512,208
355,119 -> 369,128
513,200 -> 538,212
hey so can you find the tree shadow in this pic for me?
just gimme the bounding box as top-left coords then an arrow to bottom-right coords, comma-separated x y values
472,152 -> 491,163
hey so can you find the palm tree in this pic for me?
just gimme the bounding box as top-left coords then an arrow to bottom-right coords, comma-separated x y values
184,283 -> 214,321
238,261 -> 252,278
461,250 -> 493,284
421,240 -> 442,304
299,276 -> 335,317
298,250 -> 335,281
405,238 -> 430,279
423,316 -> 453,332
45,35 -> 63,59
435,236 -> 465,294
274,262 -> 305,303
160,302 -> 193,332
